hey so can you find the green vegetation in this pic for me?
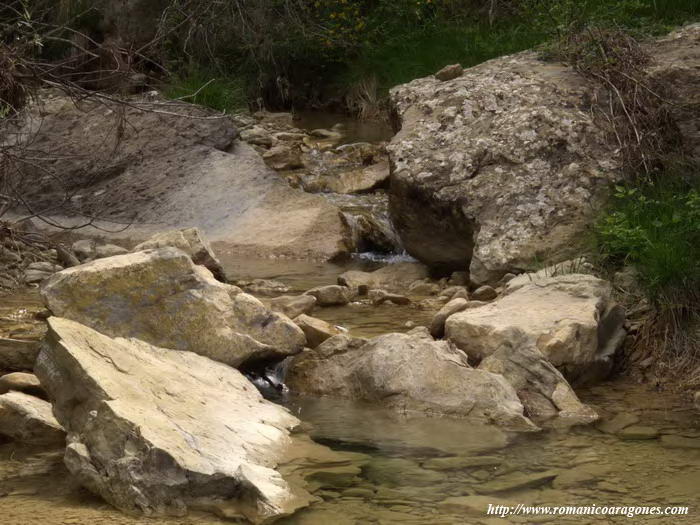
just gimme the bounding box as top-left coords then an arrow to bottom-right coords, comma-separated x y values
163,71 -> 247,114
597,177 -> 700,297
159,0 -> 699,112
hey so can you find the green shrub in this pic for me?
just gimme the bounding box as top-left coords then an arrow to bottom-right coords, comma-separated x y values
596,175 -> 700,297
163,70 -> 247,113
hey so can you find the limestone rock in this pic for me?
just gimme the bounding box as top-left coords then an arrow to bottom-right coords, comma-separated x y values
388,50 -> 621,279
133,227 -> 228,282
318,162 -> 390,194
263,144 -> 303,170
471,285 -> 497,302
338,262 -> 429,293
269,295 -> 317,319
368,289 -> 411,306
0,372 -> 45,398
430,298 -> 469,338
0,391 -> 65,445
434,64 -> 464,82
41,248 -> 305,368
11,94 -> 350,260
479,334 -> 598,425
287,330 -> 536,429
445,274 -> 626,380
295,315 -> 342,348
71,239 -> 95,261
94,244 -> 128,259
35,317 -> 311,522
0,337 -> 42,371
304,285 -> 353,306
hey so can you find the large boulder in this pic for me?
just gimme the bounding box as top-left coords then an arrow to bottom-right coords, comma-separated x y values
10,94 -> 351,260
388,25 -> 700,282
133,228 -> 228,282
445,274 -> 626,381
0,391 -> 65,445
286,329 -> 536,430
479,333 -> 598,426
35,317 -> 312,522
388,50 -> 621,280
41,248 -> 305,368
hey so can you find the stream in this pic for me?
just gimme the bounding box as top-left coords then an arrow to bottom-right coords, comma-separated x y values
1,257 -> 699,524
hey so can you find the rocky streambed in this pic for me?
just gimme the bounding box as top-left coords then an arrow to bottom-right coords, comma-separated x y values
1,250 -> 699,525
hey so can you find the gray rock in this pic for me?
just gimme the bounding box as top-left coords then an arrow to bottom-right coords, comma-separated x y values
24,269 -> 55,284
35,317 -> 312,522
133,228 -> 228,282
369,289 -> 411,306
71,239 -> 95,261
434,64 -> 464,82
338,262 -> 428,293
479,334 -> 598,426
269,295 -> 317,319
0,391 -> 65,445
305,285 -> 353,306
471,285 -> 497,302
446,274 -> 626,381
94,244 -> 128,259
388,50 -> 621,279
240,125 -> 273,147
430,298 -> 469,338
295,315 -> 342,348
0,337 -> 41,371
0,372 -> 45,397
408,280 -> 441,296
41,248 -> 305,368
27,261 -> 63,273
287,330 -> 537,429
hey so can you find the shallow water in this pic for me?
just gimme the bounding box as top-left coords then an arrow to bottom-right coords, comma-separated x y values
293,112 -> 394,145
1,259 -> 699,524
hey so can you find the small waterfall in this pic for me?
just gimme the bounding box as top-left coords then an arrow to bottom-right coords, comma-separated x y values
246,356 -> 294,400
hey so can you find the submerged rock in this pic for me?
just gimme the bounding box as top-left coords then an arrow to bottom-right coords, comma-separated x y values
269,295 -> 317,319
41,248 -> 305,368
0,391 -> 65,445
445,274 -> 626,381
304,285 -> 353,307
338,262 -> 428,293
36,317 -> 312,523
287,330 -> 537,429
133,227 -> 228,282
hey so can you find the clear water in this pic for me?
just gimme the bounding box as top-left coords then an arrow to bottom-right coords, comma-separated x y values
1,260 -> 699,524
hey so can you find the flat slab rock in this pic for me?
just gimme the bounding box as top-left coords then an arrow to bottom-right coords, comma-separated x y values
41,247 -> 305,368
35,317 -> 313,523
